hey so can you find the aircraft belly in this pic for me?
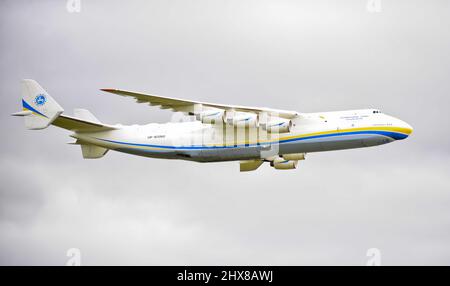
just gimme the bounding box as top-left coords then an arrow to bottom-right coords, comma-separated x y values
279,133 -> 393,153
197,146 -> 262,162
113,145 -> 261,162
114,147 -> 178,159
104,132 -> 394,161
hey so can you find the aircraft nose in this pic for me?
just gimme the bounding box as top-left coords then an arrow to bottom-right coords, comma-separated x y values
398,120 -> 413,139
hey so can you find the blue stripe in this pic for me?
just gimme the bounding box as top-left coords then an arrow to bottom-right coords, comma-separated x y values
22,99 -> 48,118
94,130 -> 408,151
280,130 -> 408,143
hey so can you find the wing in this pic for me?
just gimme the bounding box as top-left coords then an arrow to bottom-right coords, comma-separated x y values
100,89 -> 299,119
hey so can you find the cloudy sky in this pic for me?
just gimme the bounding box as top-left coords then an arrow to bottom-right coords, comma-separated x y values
1,0 -> 449,265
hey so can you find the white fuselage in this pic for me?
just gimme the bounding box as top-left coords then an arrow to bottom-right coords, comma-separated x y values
72,109 -> 413,162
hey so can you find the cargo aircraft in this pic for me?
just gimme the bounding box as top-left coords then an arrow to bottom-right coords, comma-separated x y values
13,80 -> 413,171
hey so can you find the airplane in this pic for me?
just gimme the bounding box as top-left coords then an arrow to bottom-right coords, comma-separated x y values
13,79 -> 413,172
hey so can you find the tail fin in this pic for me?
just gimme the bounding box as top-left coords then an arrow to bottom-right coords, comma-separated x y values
12,79 -> 64,130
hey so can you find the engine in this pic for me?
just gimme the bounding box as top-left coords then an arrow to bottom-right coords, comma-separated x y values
271,157 -> 298,170
261,118 -> 292,133
196,110 -> 292,132
282,153 -> 306,161
224,111 -> 258,128
195,109 -> 224,124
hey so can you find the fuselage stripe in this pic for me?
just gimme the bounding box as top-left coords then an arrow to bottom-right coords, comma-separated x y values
93,128 -> 408,151
22,99 -> 48,118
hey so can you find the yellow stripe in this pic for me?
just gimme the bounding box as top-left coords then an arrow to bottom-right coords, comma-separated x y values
282,126 -> 412,141
105,125 -> 411,151
203,126 -> 412,147
22,107 -> 47,118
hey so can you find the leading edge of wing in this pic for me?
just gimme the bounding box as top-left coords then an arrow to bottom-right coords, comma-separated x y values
100,88 -> 299,119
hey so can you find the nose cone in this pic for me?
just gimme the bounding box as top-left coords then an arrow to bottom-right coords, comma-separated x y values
398,120 -> 413,140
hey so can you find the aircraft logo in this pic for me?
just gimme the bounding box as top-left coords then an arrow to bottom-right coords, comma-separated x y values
35,94 -> 46,106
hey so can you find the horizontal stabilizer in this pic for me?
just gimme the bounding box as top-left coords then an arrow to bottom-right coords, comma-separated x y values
73,108 -> 101,124
52,114 -> 117,132
11,110 -> 33,116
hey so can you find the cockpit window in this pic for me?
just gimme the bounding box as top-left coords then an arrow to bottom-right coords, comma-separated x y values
373,110 -> 381,114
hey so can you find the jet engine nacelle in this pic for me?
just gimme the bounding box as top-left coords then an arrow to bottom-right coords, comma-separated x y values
271,157 -> 298,170
224,111 -> 258,128
195,109 -> 224,124
282,153 -> 306,161
261,118 -> 292,133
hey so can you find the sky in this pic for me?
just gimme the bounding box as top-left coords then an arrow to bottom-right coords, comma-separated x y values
0,0 -> 449,265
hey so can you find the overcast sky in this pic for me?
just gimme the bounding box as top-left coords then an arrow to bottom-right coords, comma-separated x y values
1,0 -> 450,265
